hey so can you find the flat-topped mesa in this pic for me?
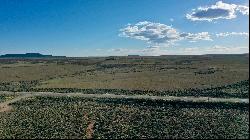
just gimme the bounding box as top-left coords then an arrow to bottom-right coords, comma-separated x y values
0,53 -> 66,58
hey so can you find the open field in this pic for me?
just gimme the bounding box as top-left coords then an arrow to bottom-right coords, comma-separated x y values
0,54 -> 249,91
0,0 -> 249,138
0,54 -> 249,139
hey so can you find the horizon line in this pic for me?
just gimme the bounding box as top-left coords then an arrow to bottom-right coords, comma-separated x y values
0,52 -> 249,58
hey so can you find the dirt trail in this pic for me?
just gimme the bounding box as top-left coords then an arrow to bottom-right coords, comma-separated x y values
83,112 -> 95,139
86,121 -> 95,139
0,91 -> 249,112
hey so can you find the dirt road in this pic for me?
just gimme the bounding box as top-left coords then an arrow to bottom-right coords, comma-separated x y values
0,93 -> 33,112
0,91 -> 248,112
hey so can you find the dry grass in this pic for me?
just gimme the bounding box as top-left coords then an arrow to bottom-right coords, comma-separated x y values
0,55 -> 248,90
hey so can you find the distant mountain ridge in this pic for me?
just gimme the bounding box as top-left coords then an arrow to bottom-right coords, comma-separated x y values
0,53 -> 66,58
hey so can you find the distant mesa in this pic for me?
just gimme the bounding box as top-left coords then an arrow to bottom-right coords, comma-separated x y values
0,53 -> 66,58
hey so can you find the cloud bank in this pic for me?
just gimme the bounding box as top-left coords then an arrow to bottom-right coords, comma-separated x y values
183,45 -> 249,54
216,32 -> 249,37
109,45 -> 248,56
186,1 -> 249,21
119,21 -> 212,46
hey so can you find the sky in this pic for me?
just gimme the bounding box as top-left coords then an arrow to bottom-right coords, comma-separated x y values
0,0 -> 249,56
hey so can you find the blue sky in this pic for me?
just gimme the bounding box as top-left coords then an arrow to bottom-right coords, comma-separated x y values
0,0 -> 249,56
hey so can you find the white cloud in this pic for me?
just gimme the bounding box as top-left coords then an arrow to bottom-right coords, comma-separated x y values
119,21 -> 212,46
186,1 -> 249,21
119,21 -> 180,44
180,32 -> 212,41
108,46 -> 171,56
216,32 -> 249,37
237,5 -> 249,15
